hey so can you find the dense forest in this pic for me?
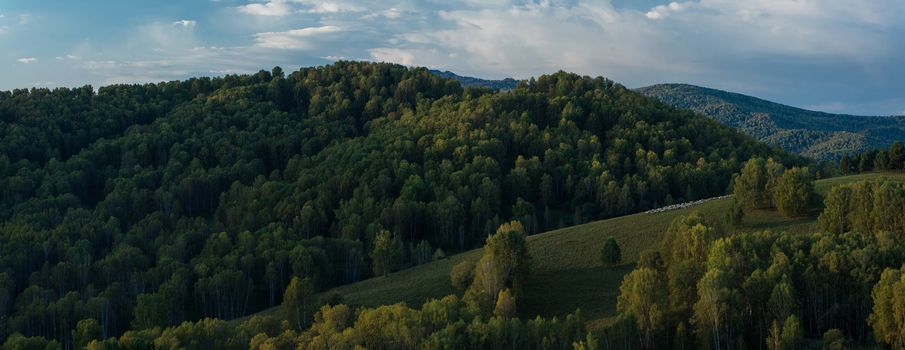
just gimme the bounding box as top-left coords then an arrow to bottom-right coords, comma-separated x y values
0,61 -> 798,348
838,141 -> 905,175
604,161 -> 905,349
638,84 -> 905,160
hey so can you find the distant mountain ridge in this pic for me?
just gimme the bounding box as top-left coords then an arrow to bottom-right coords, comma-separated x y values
637,83 -> 905,160
429,70 -> 519,90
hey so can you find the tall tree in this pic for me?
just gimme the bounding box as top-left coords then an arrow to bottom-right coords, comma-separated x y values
868,266 -> 905,350
370,230 -> 404,277
772,167 -> 814,218
617,268 -> 668,350
284,277 -> 316,331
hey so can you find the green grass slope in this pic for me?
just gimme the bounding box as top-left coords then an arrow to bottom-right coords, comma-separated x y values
242,172 -> 905,330
637,84 -> 905,160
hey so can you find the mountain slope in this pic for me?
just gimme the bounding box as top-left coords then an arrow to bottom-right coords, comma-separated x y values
0,62 -> 799,345
242,172 -> 905,331
637,83 -> 905,160
429,69 -> 519,90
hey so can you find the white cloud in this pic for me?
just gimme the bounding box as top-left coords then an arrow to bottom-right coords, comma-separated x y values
362,8 -> 404,20
18,14 -> 32,25
646,2 -> 689,19
369,48 -> 415,65
254,26 -> 343,49
0,25 -> 7,35
173,20 -> 197,28
17,57 -> 37,64
237,1 -> 293,16
303,1 -> 363,13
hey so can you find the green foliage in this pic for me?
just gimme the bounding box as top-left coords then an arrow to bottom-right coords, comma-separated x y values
772,167 -> 815,217
868,266 -> 905,350
733,158 -> 772,209
610,180 -> 905,349
2,334 -> 61,350
432,248 -> 446,261
133,293 -> 170,330
725,198 -> 744,227
413,240 -> 433,266
600,237 -> 621,266
732,158 -> 785,209
0,62 -> 799,344
818,180 -> 905,236
283,277 -> 316,331
821,329 -> 848,350
767,315 -> 803,350
450,260 -> 475,292
370,230 -> 404,277
616,268 -> 667,349
72,319 -> 103,349
493,288 -> 517,319
466,221 -> 531,313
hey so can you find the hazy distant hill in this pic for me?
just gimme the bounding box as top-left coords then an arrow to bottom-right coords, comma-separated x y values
430,69 -> 519,90
638,83 -> 905,160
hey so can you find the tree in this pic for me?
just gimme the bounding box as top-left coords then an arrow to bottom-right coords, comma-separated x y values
73,319 -> 102,349
725,198 -> 744,227
467,221 -> 530,312
772,167 -> 814,217
601,237 -> 622,266
412,240 -> 433,265
821,329 -> 847,350
868,266 -> 905,350
890,141 -> 905,170
733,158 -> 770,209
767,315 -> 803,350
693,268 -> 735,350
818,185 -> 852,234
1,334 -> 61,350
133,293 -> 169,330
617,268 -> 667,350
450,260 -> 475,292
370,230 -> 404,277
493,289 -> 517,319
284,277 -> 316,331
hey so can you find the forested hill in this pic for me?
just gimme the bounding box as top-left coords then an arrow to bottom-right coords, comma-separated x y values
429,69 -> 518,90
0,61 -> 796,347
638,83 -> 905,160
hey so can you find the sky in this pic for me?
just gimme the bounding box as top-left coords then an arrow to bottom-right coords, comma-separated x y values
1,0 -> 904,116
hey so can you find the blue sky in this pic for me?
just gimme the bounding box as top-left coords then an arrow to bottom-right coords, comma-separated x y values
1,0 -> 904,116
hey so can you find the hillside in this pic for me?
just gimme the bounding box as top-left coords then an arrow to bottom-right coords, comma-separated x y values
0,61 -> 797,347
429,69 -> 519,90
243,172 -> 905,331
637,83 -> 905,160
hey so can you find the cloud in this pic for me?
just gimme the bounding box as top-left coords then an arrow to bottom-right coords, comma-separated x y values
18,14 -> 32,25
173,20 -> 197,28
646,2 -> 689,19
254,26 -> 343,49
17,57 -> 38,64
237,1 -> 293,16
302,1 -> 363,13
0,26 -> 7,35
